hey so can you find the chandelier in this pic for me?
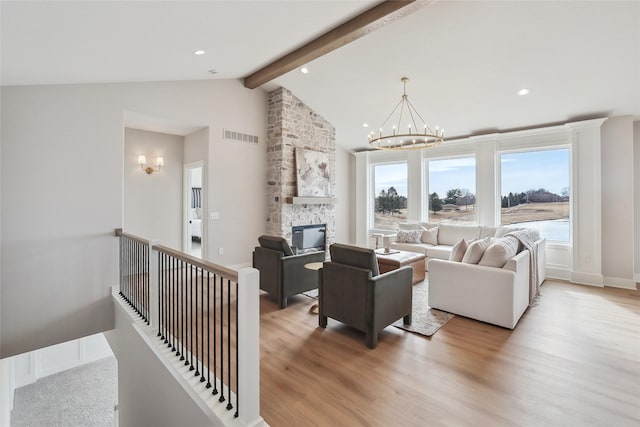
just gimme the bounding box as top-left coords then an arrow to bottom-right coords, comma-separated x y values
368,77 -> 444,150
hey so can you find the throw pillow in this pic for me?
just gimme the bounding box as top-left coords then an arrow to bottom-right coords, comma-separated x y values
421,226 -> 438,245
461,237 -> 492,264
396,229 -> 423,243
449,238 -> 468,262
478,236 -> 519,268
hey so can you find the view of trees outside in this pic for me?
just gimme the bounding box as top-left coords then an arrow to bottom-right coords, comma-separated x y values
428,157 -> 476,224
373,163 -> 408,229
501,149 -> 570,242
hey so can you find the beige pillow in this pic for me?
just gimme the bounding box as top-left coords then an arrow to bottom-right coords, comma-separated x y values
461,237 -> 492,264
396,229 -> 423,243
479,236 -> 519,268
421,226 -> 438,245
449,238 -> 467,262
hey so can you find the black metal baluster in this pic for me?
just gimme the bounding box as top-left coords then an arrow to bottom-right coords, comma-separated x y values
172,256 -> 177,352
157,251 -> 162,336
184,261 -> 189,366
176,259 -> 183,359
190,264 -> 194,371
118,236 -> 123,298
134,240 -> 138,313
206,271 -> 211,389
200,267 -> 205,383
194,266 -> 200,378
124,238 -> 128,303
212,273 -> 218,396
219,274 -> 225,403
226,279 -> 233,411
235,280 -> 239,418
145,244 -> 149,323
163,254 -> 168,344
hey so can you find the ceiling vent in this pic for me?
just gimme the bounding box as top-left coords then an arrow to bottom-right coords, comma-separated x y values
223,129 -> 259,144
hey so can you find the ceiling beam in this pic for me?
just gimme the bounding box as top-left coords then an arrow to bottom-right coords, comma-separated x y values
243,0 -> 424,89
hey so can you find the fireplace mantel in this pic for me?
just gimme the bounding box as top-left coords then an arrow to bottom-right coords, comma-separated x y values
285,196 -> 337,205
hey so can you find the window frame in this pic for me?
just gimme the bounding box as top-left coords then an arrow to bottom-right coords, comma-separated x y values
424,154 -> 478,225
369,160 -> 409,232
497,145 -> 572,244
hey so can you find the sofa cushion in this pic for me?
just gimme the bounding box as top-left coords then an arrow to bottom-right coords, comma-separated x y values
425,245 -> 452,260
479,236 -> 520,268
397,229 -> 423,243
480,226 -> 497,238
421,226 -> 439,245
438,224 -> 482,246
419,221 -> 438,230
449,239 -> 468,262
330,243 -> 379,276
461,237 -> 492,264
258,235 -> 294,256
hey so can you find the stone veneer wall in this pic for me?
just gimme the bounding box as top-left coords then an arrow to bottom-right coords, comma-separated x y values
266,87 -> 336,250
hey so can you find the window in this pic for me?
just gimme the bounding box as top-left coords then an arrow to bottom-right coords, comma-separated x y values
373,162 -> 408,230
427,157 -> 476,224
500,148 -> 570,242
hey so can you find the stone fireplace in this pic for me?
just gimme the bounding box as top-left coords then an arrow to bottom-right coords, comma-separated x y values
266,87 -> 336,251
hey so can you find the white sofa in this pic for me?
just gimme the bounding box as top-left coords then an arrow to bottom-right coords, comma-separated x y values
428,250 -> 531,329
387,221 -> 545,329
389,222 -> 546,283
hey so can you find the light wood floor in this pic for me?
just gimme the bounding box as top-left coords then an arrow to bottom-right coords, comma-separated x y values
259,278 -> 640,427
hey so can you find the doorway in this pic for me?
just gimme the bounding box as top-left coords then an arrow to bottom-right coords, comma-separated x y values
184,162 -> 204,258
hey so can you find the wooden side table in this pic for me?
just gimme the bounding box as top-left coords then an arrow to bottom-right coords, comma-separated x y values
304,262 -> 323,314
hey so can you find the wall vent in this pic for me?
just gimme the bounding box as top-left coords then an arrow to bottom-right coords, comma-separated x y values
223,129 -> 259,144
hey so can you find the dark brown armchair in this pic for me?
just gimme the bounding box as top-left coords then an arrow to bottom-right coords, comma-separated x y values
319,243 -> 413,349
252,235 -> 325,309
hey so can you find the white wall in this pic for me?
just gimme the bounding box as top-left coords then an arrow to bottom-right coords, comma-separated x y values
601,117 -> 635,287
1,79 -> 267,358
335,146 -> 352,244
124,128 -> 184,250
110,303 -> 214,427
635,121 -> 640,283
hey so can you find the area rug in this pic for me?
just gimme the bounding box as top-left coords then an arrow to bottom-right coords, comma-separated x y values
392,281 -> 455,337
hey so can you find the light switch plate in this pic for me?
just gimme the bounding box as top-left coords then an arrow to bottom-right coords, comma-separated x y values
209,211 -> 220,220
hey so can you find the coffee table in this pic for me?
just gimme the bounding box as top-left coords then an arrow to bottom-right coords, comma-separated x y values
376,250 -> 426,284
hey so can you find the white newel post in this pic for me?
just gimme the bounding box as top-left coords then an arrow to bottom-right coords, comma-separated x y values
148,240 -> 160,330
236,267 -> 263,427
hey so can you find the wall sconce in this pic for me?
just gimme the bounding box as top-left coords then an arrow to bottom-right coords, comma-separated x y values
137,155 -> 164,175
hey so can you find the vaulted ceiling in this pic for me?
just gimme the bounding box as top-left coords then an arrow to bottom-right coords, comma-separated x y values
2,1 -> 639,151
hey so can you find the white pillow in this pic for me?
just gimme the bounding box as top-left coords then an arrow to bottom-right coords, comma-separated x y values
421,226 -> 438,245
479,236 -> 519,268
461,237 -> 492,264
449,238 -> 467,262
396,229 -> 423,243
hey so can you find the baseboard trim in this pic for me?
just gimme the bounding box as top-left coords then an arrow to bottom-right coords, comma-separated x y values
570,272 -> 604,287
635,273 -> 640,283
545,267 -> 571,281
603,276 -> 637,290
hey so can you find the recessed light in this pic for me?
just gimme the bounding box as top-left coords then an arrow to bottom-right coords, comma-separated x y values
362,123 -> 369,128
517,88 -> 530,96
300,67 -> 309,74
193,50 -> 206,56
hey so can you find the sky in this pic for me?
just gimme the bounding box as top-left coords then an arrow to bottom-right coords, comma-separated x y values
374,149 -> 570,198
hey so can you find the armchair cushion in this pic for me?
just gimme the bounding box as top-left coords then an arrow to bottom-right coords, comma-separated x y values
258,235 -> 294,256
330,243 -> 379,276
